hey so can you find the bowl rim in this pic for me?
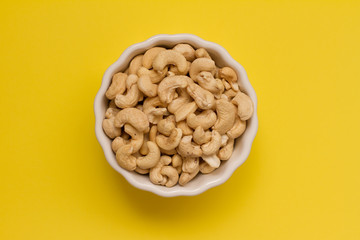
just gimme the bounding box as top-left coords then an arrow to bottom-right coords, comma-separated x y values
94,33 -> 258,197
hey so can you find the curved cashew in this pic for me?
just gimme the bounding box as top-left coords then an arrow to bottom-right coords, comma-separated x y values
182,157 -> 199,173
168,88 -> 192,114
160,166 -> 179,187
199,161 -> 216,174
196,71 -> 224,94
160,147 -> 177,155
177,135 -> 202,157
219,67 -> 237,83
201,154 -> 221,168
115,77 -> 141,108
135,167 -> 149,174
152,50 -> 187,73
150,155 -> 172,186
193,126 -> 211,145
179,166 -> 199,186
137,75 -> 157,97
177,120 -> 193,136
136,141 -> 160,169
143,96 -> 167,124
114,108 -> 149,132
224,89 -> 238,100
195,48 -> 211,59
142,47 -> 166,69
173,43 -> 196,61
213,99 -> 237,135
124,124 -> 144,153
186,82 -> 215,110
174,101 -> 198,122
201,130 -> 221,155
172,154 -> 183,174
156,128 -> 182,151
116,145 -> 136,171
157,76 -> 189,103
111,137 -> 129,153
157,117 -> 176,136
218,138 -> 234,160
169,61 -> 191,75
137,66 -> 168,84
186,110 -> 217,130
129,55 -> 143,74
227,116 -> 246,139
105,107 -> 119,119
231,91 -> 254,121
105,72 -> 127,99
102,118 -> 121,139
189,58 -> 216,80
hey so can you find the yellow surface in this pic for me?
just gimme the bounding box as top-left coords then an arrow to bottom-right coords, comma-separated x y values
1,0 -> 360,239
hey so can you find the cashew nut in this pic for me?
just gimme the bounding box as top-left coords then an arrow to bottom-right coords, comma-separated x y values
135,167 -> 149,174
149,155 -> 172,186
219,67 -> 237,83
137,75 -> 158,97
105,107 -> 120,119
224,89 -> 238,100
152,50 -> 187,73
172,154 -> 183,174
201,130 -> 221,155
160,147 -> 178,155
160,166 -> 179,187
177,120 -> 193,136
142,47 -> 166,69
173,43 -> 196,61
218,138 -> 234,160
129,55 -> 143,74
149,125 -> 157,142
111,136 -> 129,153
157,117 -> 176,136
182,157 -> 199,173
169,61 -> 191,75
167,88 -> 192,114
231,91 -> 254,121
220,134 -> 229,147
156,128 -> 182,151
213,99 -> 237,135
143,96 -> 167,124
227,116 -> 246,139
139,134 -> 149,155
102,118 -> 121,139
124,124 -> 144,153
195,48 -> 211,59
174,101 -> 198,122
179,166 -> 199,186
157,76 -> 189,103
116,145 -> 136,171
199,161 -> 216,174
201,154 -> 220,168
186,82 -> 215,110
115,75 -> 141,108
196,71 -> 224,94
193,126 -> 212,145
189,58 -> 216,80
114,108 -> 149,132
177,136 -> 202,157
186,110 -> 217,130
105,72 -> 127,99
137,66 -> 168,84
136,141 -> 160,169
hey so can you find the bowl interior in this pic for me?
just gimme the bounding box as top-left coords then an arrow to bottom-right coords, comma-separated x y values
95,34 -> 258,197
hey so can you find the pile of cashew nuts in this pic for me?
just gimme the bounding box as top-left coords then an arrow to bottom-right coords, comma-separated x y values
102,44 -> 254,187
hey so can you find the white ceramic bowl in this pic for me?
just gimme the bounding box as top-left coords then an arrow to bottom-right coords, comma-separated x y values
94,34 -> 258,197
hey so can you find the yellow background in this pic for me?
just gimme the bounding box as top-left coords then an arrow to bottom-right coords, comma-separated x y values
1,0 -> 360,239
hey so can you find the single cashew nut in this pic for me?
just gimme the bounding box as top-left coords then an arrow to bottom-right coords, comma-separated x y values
195,48 -> 211,59
174,101 -> 198,122
193,126 -> 212,145
116,145 -> 136,171
124,124 -> 144,153
182,157 -> 199,173
218,138 -> 235,160
142,47 -> 166,69
189,58 -> 216,80
222,79 -> 231,90
160,166 -> 179,187
114,108 -> 149,132
160,147 -> 178,155
219,67 -> 238,82
186,110 -> 217,130
231,91 -> 254,121
135,167 -> 149,174
224,89 -> 238,100
167,88 -> 192,114
169,61 -> 191,75
196,71 -> 224,94
137,66 -> 168,84
102,118 -> 121,139
137,75 -> 158,97
150,155 -> 172,185
186,82 -> 215,110
136,141 -> 160,169
112,137 -> 129,153
227,116 -> 246,139
172,154 -> 183,174
152,50 -> 187,73
200,161 -> 216,174
149,125 -> 157,142
139,134 -> 149,155
155,128 -> 182,151
157,117 -> 176,136
179,166 -> 199,186
201,130 -> 222,155
115,75 -> 141,108
157,76 -> 189,103
177,120 -> 194,136
213,99 -> 237,135
143,96 -> 168,124
201,154 -> 221,168
173,43 -> 196,61
105,107 -> 120,119
177,135 -> 202,157
105,72 -> 127,99
129,55 -> 143,74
